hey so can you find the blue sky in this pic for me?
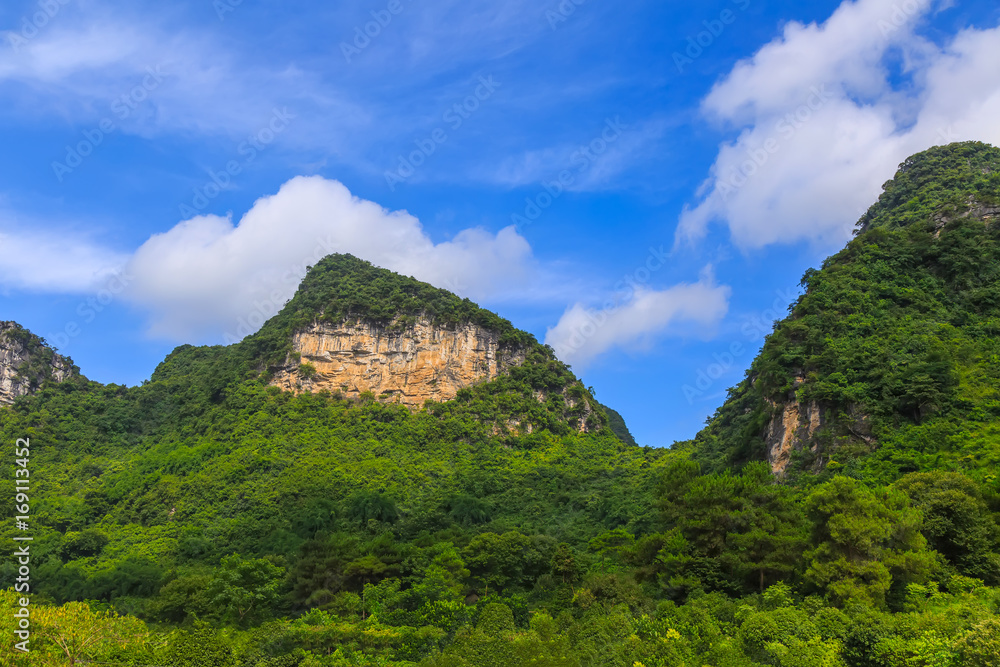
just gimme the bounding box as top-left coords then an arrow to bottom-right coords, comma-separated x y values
1,0 -> 999,446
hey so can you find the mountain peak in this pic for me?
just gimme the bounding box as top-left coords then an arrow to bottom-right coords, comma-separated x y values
240,254 -> 536,370
151,255 -> 617,437
857,141 -> 1000,233
0,321 -> 78,405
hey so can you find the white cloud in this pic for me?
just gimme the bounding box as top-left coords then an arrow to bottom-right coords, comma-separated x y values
0,226 -> 128,293
124,176 -> 536,341
544,269 -> 731,369
0,18 -> 362,144
677,0 -> 1000,250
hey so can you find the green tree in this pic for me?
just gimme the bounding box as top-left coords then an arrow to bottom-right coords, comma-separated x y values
588,528 -> 635,570
464,532 -> 549,595
207,555 -> 284,625
804,477 -> 936,607
894,471 -> 1000,584
551,543 -> 581,584
31,599 -> 151,666
953,618 -> 1000,667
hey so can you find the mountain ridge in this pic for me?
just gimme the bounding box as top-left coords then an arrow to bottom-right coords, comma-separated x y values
3,142 -> 1000,666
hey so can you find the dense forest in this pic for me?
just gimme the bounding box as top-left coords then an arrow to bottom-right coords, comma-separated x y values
2,143 -> 1000,666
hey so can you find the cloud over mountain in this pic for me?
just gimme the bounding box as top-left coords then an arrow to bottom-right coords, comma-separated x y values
678,0 -> 1000,250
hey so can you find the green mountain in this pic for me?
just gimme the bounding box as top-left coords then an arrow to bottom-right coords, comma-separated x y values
690,141 -> 1000,483
2,143 -> 1000,666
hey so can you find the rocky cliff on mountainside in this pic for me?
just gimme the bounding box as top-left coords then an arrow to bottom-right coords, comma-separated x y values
144,253 -> 617,437
761,377 -> 874,476
269,317 -> 527,408
0,322 -> 77,405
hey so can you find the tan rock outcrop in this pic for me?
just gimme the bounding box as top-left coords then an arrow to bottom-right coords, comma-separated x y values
765,397 -> 824,476
269,318 -> 527,408
0,322 -> 75,405
763,378 -> 874,475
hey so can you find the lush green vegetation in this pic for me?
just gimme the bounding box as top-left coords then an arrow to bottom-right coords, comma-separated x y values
858,141 -> 1000,232
2,144 -> 1000,665
2,460 -> 999,665
692,142 -> 1000,483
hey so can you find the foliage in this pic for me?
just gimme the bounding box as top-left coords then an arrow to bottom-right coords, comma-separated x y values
692,142 -> 1000,481
3,148 -> 1000,664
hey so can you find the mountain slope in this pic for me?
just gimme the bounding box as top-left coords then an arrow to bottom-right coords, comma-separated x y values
0,256 -> 656,615
3,146 -> 1000,667
690,141 -> 1000,482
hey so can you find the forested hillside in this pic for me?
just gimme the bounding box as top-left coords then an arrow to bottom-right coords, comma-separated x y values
2,143 -> 1000,666
691,142 -> 1000,484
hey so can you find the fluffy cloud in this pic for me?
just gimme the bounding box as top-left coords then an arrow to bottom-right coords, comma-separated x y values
0,225 -> 128,293
677,0 -> 1000,250
544,269 -> 731,369
124,176 -> 536,341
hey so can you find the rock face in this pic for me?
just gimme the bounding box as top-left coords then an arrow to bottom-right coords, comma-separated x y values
763,378 -> 874,475
765,398 -> 825,476
0,322 -> 76,405
269,318 -> 527,408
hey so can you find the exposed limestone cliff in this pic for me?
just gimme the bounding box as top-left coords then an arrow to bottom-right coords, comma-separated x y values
764,397 -> 824,476
764,377 -> 874,475
0,322 -> 76,405
269,317 -> 527,408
